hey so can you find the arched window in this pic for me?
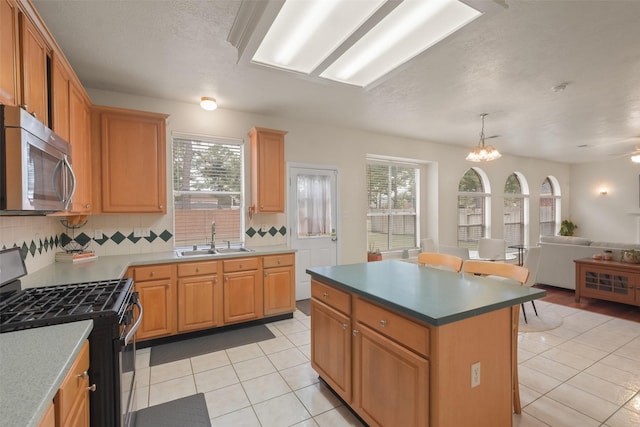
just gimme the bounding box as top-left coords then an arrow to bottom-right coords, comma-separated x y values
458,168 -> 490,249
540,176 -> 561,236
504,172 -> 529,247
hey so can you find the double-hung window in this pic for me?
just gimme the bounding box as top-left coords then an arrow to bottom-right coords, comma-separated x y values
366,159 -> 419,252
172,133 -> 244,247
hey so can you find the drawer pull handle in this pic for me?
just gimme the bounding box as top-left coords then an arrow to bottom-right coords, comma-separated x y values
323,292 -> 329,298
77,371 -> 89,379
196,267 -> 200,273
352,329 -> 359,336
380,320 -> 387,328
277,259 -> 281,265
87,384 -> 97,392
150,271 -> 155,277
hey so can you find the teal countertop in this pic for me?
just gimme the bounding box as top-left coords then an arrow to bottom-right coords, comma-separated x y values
0,320 -> 93,427
20,245 -> 294,289
307,260 -> 546,326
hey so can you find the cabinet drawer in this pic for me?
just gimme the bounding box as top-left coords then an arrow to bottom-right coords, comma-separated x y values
311,279 -> 351,315
355,297 -> 430,357
178,260 -> 218,277
55,340 -> 90,425
223,257 -> 259,273
134,264 -> 173,281
263,253 -> 294,269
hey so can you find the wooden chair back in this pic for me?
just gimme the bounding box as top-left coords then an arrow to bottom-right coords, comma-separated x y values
418,252 -> 463,272
462,260 -> 529,285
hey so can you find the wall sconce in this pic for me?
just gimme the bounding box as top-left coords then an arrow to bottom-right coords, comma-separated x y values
599,187 -> 608,195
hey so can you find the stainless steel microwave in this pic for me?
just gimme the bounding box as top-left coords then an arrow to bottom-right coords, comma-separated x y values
0,105 -> 76,213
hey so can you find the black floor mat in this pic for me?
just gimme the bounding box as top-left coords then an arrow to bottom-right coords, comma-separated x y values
135,393 -> 210,427
150,324 -> 275,366
296,298 -> 311,316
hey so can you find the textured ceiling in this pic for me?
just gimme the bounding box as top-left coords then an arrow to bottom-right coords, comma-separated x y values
32,0 -> 640,164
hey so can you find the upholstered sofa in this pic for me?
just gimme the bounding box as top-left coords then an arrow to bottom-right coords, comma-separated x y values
536,236 -> 640,290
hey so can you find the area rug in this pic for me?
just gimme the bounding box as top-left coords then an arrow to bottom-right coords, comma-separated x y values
135,393 -> 210,427
518,310 -> 563,333
150,324 -> 275,366
296,298 -> 311,316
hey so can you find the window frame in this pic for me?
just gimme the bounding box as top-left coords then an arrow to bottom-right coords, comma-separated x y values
457,167 -> 491,250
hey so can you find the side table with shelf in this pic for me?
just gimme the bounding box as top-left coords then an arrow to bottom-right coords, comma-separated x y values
574,258 -> 640,306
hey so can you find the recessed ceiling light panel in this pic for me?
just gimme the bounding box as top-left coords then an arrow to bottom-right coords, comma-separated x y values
252,0 -> 386,74
320,0 -> 481,87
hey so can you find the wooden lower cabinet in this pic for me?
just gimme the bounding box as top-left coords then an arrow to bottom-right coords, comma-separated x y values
177,261 -> 222,332
38,402 -> 55,427
263,253 -> 295,316
54,340 -> 91,427
132,264 -> 177,340
310,299 -> 351,402
353,324 -> 429,427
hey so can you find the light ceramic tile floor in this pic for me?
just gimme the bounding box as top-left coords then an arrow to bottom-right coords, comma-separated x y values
135,301 -> 640,427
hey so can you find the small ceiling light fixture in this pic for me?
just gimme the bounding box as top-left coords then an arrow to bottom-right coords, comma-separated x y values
466,113 -> 502,162
599,187 -> 608,195
200,97 -> 217,111
631,149 -> 640,163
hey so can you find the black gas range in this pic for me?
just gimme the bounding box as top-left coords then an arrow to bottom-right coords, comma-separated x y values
0,247 -> 141,427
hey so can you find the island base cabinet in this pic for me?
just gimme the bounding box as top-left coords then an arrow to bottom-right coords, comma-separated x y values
310,299 -> 351,403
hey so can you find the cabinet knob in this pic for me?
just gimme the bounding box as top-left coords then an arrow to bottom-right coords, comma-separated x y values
196,267 -> 200,273
342,323 -> 348,330
322,292 -> 328,298
87,384 -> 97,392
85,204 -> 90,209
260,205 -> 264,209
159,205 -> 164,209
150,271 -> 155,277
352,330 -> 359,336
77,371 -> 89,379
379,320 -> 386,328
277,259 -> 281,265
214,278 -> 218,284
239,264 -> 243,268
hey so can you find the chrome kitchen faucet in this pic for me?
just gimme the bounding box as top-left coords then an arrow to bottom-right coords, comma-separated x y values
211,220 -> 216,250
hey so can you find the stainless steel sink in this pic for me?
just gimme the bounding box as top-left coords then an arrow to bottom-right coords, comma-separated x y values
175,247 -> 254,257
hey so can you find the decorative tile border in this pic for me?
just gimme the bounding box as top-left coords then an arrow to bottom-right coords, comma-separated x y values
246,226 -> 287,238
1,235 -> 61,261
62,229 -> 174,247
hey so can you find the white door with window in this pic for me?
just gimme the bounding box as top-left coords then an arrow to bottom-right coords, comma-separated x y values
288,165 -> 338,300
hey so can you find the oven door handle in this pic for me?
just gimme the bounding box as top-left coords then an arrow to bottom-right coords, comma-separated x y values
124,300 -> 143,347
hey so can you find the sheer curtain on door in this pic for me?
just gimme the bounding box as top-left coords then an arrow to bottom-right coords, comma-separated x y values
297,174 -> 332,237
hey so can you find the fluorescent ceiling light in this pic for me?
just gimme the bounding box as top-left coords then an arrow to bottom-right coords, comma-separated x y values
250,0 -> 481,87
252,0 -> 386,74
321,0 -> 481,86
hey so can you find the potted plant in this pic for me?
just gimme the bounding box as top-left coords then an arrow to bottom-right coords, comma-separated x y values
367,244 -> 382,262
559,219 -> 578,236
621,249 -> 640,264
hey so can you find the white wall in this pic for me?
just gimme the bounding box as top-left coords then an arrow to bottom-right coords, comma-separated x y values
570,158 -> 640,243
86,89 -> 572,265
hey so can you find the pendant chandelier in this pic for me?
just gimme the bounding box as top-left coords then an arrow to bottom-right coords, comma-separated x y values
466,113 -> 501,162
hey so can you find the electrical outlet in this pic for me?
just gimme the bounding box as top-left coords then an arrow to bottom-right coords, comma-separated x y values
94,229 -> 103,239
471,362 -> 481,388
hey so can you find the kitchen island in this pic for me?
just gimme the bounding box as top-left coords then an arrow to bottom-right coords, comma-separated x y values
307,260 -> 545,427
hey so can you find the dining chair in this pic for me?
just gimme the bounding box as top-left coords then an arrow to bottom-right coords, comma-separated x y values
438,245 -> 470,260
418,252 -> 463,272
521,246 -> 541,323
420,238 -> 437,253
462,260 -> 529,415
478,238 -> 506,261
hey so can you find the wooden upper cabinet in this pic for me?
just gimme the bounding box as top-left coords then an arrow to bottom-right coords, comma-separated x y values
249,127 -> 287,213
0,0 -> 20,106
19,12 -> 49,125
50,53 -> 70,140
69,82 -> 92,213
92,106 -> 168,213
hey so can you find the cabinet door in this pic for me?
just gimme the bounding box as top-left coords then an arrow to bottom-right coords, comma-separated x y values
310,299 -> 351,402
223,270 -> 262,324
69,83 -> 91,213
264,265 -> 295,316
249,127 -> 286,213
0,0 -> 19,106
178,274 -> 222,332
99,108 -> 167,213
353,324 -> 429,427
19,13 -> 49,125
136,278 -> 176,340
62,386 -> 90,427
51,54 -> 70,140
